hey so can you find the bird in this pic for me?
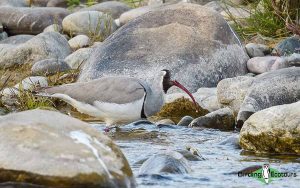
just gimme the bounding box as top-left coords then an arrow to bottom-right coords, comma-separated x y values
37,69 -> 197,127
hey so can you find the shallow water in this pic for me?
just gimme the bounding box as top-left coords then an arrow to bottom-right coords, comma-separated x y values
93,123 -> 300,188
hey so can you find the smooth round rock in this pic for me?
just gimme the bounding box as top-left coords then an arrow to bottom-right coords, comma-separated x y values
274,36 -> 300,56
62,11 -> 117,40
177,116 -> 194,127
0,35 -> 34,45
0,32 -> 72,68
0,109 -> 135,187
64,47 -> 94,69
217,76 -> 256,115
43,24 -> 62,33
139,151 -> 191,175
0,7 -> 69,35
245,43 -> 271,57
80,1 -> 131,19
237,67 -> 300,127
68,35 -> 90,51
189,107 -> 235,131
32,58 -> 70,75
240,101 -> 300,154
247,56 -> 288,74
79,3 -> 248,92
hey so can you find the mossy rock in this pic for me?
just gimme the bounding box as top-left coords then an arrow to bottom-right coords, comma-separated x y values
153,97 -> 209,124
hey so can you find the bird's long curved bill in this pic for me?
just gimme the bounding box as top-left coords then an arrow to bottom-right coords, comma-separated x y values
172,80 -> 198,109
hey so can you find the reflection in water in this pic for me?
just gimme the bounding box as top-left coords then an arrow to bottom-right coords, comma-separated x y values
92,123 -> 300,188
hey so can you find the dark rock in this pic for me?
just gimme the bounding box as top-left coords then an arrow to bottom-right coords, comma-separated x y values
79,3 -> 248,92
177,116 -> 194,126
189,107 -> 235,131
0,7 -> 69,35
47,0 -> 68,7
31,58 -> 70,75
274,36 -> 300,56
139,151 -> 191,175
237,67 -> 300,126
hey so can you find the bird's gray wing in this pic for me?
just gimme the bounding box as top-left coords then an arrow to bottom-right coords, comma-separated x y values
42,77 -> 146,104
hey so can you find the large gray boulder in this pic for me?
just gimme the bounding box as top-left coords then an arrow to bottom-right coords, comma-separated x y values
240,101 -> 300,154
80,1 -> 131,19
0,32 -> 72,68
79,3 -> 248,92
0,7 -> 69,35
62,11 -> 117,40
237,67 -> 300,127
0,109 -> 135,187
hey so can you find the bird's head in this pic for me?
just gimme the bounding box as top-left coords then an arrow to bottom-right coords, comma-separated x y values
161,69 -> 198,110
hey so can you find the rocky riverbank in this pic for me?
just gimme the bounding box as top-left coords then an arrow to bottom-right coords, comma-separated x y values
0,0 -> 299,187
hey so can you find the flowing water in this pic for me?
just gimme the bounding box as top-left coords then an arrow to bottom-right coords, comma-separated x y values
93,123 -> 300,188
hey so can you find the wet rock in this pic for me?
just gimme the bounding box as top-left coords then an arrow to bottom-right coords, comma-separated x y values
156,119 -> 175,125
217,76 -> 256,115
219,134 -> 240,149
245,43 -> 271,57
62,11 -> 117,40
68,35 -> 90,51
29,0 -> 50,7
274,36 -> 300,56
80,1 -> 131,19
0,0 -> 28,7
237,67 -> 300,127
176,148 -> 204,161
156,98 -> 209,123
32,58 -> 70,75
119,5 -> 160,26
177,116 -> 194,127
247,56 -> 289,74
189,107 -> 235,131
240,101 -> 300,154
0,32 -> 72,68
0,32 -> 8,41
0,109 -> 135,187
43,24 -> 62,33
139,151 -> 191,174
64,47 -> 94,69
0,7 -> 69,35
79,3 -> 248,91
